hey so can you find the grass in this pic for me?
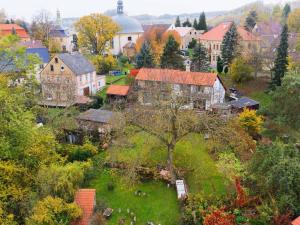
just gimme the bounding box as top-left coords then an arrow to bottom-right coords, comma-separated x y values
107,132 -> 228,197
90,169 -> 180,225
98,75 -> 129,101
249,91 -> 272,112
105,75 -> 127,85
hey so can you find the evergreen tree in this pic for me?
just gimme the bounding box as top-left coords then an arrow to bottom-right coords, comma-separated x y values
175,16 -> 181,27
160,35 -> 184,70
244,10 -> 258,31
221,23 -> 239,66
191,43 -> 210,72
217,56 -> 224,73
272,24 -> 289,87
136,41 -> 155,69
282,3 -> 291,19
182,18 -> 192,27
198,12 -> 207,31
193,18 -> 198,29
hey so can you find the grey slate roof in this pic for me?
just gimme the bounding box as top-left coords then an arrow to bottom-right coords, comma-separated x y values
77,109 -> 114,124
58,53 -> 95,76
229,97 -> 259,109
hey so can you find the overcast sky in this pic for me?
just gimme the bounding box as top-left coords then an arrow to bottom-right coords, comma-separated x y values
1,0 -> 284,21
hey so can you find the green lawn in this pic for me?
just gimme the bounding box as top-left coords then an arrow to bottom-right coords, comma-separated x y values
105,75 -> 127,85
107,132 -> 228,197
249,91 -> 272,112
90,169 -> 180,225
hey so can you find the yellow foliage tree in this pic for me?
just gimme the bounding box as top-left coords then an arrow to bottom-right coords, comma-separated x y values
26,196 -> 82,225
136,28 -> 181,65
288,8 -> 300,32
238,108 -> 263,139
75,13 -> 120,55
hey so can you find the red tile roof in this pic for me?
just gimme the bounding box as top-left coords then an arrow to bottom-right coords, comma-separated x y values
199,22 -> 260,42
136,68 -> 218,87
292,217 -> 300,225
0,24 -> 29,39
107,85 -> 130,96
73,189 -> 96,225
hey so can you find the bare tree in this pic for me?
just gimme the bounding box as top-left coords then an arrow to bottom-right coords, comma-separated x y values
113,75 -> 221,184
31,10 -> 53,47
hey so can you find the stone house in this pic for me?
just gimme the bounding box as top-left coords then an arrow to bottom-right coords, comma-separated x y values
199,22 -> 261,67
168,26 -> 201,50
40,53 -> 105,107
135,68 -> 225,111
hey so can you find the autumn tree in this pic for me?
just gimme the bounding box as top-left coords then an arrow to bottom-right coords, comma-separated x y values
30,10 -> 53,47
288,8 -> 300,32
136,41 -> 155,68
230,57 -> 254,83
136,27 -> 181,65
191,43 -> 210,72
238,108 -> 263,139
160,35 -> 184,70
204,209 -> 236,225
75,13 -> 120,54
26,196 -> 82,225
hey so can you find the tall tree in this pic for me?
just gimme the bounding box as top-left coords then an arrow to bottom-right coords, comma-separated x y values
175,16 -> 181,27
30,10 -> 53,47
160,35 -> 184,70
193,18 -> 198,29
198,12 -> 208,31
221,23 -> 239,67
136,41 -> 155,69
282,3 -> 291,19
244,10 -> 258,32
75,13 -> 120,55
217,56 -> 224,74
182,18 -> 192,27
191,43 -> 210,72
272,24 -> 289,87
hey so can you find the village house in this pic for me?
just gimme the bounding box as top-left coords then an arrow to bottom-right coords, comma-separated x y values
111,0 -> 144,55
135,68 -> 225,110
168,26 -> 201,50
73,189 -> 96,225
106,84 -> 131,104
199,22 -> 261,67
40,53 -> 105,107
0,24 -> 30,41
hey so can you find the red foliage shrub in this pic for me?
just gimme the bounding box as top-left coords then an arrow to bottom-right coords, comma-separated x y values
204,209 -> 236,225
129,69 -> 140,77
273,212 -> 292,225
234,178 -> 247,207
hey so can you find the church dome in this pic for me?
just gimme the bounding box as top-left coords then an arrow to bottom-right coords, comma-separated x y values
112,0 -> 144,34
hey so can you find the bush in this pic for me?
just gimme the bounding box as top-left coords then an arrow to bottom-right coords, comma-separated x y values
91,54 -> 117,75
238,109 -> 264,139
230,58 -> 254,83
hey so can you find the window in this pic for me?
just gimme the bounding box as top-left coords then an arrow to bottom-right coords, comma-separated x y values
190,32 -> 192,35
55,58 -> 58,63
61,65 -> 65,72
39,64 -> 44,69
111,39 -> 114,48
50,65 -> 54,71
128,36 -> 132,41
195,32 -> 197,35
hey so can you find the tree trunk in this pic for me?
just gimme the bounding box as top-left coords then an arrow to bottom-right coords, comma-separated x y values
167,144 -> 176,184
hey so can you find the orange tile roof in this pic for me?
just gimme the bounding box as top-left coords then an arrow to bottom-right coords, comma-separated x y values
107,85 -> 130,96
136,68 -> 218,87
199,22 -> 260,42
73,189 -> 96,225
0,24 -> 29,39
292,217 -> 300,225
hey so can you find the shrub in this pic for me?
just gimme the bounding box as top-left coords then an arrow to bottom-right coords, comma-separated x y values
230,58 -> 254,83
238,109 -> 263,139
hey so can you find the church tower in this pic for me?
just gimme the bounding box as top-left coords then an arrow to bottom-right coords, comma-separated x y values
117,0 -> 124,14
56,9 -> 62,26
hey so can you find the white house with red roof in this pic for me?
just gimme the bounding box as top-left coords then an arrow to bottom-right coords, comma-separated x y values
199,22 -> 261,67
0,24 -> 30,41
135,68 -> 225,110
168,26 -> 201,50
